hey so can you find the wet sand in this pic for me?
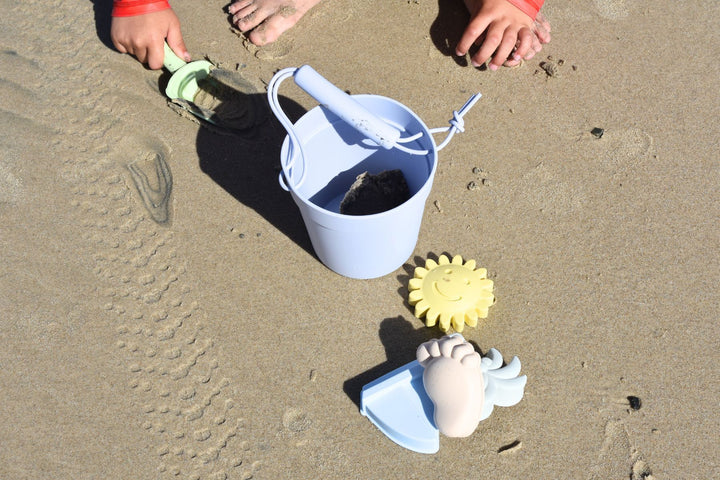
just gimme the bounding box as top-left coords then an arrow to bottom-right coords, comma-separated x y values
1,0 -> 718,478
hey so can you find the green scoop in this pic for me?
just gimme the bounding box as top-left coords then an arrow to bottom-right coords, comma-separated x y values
161,42 -> 266,134
163,42 -> 213,102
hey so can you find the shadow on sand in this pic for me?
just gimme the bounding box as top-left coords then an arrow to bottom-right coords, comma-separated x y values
192,89 -> 316,257
343,316 -> 437,409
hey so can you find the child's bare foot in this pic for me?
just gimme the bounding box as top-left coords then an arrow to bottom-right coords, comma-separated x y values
503,11 -> 551,66
228,0 -> 322,46
417,335 -> 485,437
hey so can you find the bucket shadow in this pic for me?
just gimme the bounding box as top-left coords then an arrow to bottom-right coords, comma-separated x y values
343,316 -> 437,409
195,93 -> 315,256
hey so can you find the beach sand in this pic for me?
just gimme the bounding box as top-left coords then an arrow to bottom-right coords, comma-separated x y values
1,0 -> 718,478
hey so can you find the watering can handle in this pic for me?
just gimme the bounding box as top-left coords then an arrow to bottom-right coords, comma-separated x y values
293,66 -> 401,150
267,66 -> 482,191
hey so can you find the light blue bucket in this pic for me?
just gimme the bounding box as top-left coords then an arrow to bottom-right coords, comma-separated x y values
268,66 -> 480,279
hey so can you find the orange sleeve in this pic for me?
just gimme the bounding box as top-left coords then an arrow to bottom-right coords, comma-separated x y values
112,0 -> 171,17
505,0 -> 544,20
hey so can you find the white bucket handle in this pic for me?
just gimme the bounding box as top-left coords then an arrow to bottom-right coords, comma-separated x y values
267,66 -> 481,191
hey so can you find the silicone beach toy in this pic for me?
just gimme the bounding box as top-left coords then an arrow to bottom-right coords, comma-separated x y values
360,334 -> 526,453
162,43 -> 265,135
360,360 -> 439,454
163,42 -> 213,103
265,66 -> 482,279
408,255 -> 495,332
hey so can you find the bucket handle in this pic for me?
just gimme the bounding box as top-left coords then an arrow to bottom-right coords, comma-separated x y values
267,66 -> 481,191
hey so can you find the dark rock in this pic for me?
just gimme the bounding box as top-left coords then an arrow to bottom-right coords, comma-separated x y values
627,395 -> 642,410
339,170 -> 410,216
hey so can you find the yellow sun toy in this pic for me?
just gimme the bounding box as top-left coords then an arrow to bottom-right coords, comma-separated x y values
408,254 -> 494,332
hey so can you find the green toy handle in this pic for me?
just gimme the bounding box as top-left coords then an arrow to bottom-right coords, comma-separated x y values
163,42 -> 187,73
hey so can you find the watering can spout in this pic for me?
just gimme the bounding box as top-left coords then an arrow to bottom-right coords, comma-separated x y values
293,65 -> 402,149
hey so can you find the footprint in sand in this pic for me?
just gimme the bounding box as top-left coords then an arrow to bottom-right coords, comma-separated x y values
253,39 -> 292,60
71,125 -> 258,479
236,32 -> 292,60
585,126 -> 654,177
587,420 -> 655,480
127,149 -> 173,225
4,3 -> 260,475
416,335 -> 485,437
513,161 -> 586,215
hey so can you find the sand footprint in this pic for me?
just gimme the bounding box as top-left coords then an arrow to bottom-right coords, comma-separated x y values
237,34 -> 292,60
114,133 -> 173,225
417,335 -> 485,437
587,420 -> 655,480
6,2 -> 257,476
128,150 -> 173,225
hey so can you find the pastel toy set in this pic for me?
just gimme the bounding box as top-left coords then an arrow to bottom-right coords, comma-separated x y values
157,56 -> 527,452
263,67 -> 525,452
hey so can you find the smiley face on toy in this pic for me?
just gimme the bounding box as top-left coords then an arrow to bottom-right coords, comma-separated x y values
408,255 -> 494,332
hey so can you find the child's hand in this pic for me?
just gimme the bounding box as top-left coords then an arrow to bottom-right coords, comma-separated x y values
457,0 -> 543,71
111,9 -> 189,70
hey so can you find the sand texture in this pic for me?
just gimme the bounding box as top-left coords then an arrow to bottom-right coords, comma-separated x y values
1,0 -> 718,478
